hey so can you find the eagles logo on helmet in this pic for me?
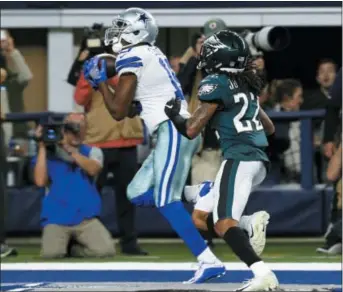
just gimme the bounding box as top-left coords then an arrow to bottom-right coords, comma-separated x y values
198,30 -> 250,74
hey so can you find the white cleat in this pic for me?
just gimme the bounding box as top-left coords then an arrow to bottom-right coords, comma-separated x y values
236,272 -> 279,291
316,243 -> 342,255
248,211 -> 270,256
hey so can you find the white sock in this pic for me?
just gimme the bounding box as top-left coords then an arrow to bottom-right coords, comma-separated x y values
250,261 -> 271,277
197,247 -> 219,264
239,215 -> 252,234
183,184 -> 201,203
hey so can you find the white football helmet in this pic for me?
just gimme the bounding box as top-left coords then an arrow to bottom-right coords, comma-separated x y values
104,7 -> 158,54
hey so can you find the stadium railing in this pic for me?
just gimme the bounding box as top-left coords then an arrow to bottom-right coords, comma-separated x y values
4,109 -> 326,190
266,109 -> 326,190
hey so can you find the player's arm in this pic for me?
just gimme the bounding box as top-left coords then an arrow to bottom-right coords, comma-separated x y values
98,73 -> 137,121
165,99 -> 218,139
186,102 -> 218,138
327,143 -> 342,182
259,108 -> 275,135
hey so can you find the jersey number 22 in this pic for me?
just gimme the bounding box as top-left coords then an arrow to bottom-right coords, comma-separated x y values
233,92 -> 263,133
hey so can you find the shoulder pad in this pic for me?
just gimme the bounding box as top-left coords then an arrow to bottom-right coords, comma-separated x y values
115,47 -> 144,76
198,74 -> 224,102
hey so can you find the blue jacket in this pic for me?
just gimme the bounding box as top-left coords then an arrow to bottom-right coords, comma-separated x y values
32,144 -> 101,227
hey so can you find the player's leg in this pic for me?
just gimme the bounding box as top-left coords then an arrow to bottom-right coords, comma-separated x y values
186,180 -> 269,255
191,185 -> 215,231
153,121 -> 224,283
213,160 -> 278,291
239,164 -> 270,256
126,150 -> 155,206
190,184 -> 216,246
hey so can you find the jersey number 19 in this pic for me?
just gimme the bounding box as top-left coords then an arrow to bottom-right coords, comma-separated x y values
233,92 -> 263,133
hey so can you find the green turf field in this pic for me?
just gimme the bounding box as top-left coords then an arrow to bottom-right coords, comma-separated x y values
2,242 -> 341,263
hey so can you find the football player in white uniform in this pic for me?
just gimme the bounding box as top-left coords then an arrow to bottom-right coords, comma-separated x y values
84,7 -> 225,284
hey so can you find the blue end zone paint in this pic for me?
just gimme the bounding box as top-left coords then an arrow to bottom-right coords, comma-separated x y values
1,270 -> 341,285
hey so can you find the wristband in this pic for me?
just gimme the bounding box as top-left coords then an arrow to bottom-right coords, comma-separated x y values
169,114 -> 191,139
267,132 -> 275,143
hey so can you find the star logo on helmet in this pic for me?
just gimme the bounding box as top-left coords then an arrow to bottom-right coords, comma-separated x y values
137,13 -> 149,25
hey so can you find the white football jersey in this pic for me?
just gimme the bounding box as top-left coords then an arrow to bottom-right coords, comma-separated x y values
115,45 -> 190,134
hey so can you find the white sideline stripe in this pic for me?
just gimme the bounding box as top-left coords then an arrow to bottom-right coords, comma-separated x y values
1,262 -> 341,271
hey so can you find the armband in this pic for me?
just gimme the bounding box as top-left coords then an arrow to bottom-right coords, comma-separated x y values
169,114 -> 191,140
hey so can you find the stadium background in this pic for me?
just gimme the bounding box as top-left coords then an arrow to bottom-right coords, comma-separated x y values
0,1 -> 342,291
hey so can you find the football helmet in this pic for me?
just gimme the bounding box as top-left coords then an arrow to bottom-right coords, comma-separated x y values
198,30 -> 250,74
104,7 -> 158,54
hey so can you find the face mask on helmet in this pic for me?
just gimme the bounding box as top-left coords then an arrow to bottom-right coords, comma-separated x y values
197,43 -> 216,73
105,14 -> 151,54
104,19 -> 132,54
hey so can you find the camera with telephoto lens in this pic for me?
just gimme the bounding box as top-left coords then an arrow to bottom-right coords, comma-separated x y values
82,23 -> 111,56
240,27 -> 290,57
40,122 -> 81,145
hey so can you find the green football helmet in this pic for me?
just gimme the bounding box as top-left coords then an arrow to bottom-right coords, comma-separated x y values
198,30 -> 250,74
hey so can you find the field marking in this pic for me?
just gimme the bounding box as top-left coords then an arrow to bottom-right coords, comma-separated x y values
1,262 -> 341,271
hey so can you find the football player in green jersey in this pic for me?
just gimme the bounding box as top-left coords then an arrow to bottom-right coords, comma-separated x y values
165,30 -> 278,291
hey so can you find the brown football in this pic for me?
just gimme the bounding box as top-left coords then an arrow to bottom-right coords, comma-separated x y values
97,53 -> 117,78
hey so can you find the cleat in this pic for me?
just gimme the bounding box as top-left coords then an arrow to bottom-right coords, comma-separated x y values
316,243 -> 342,255
249,211 -> 270,256
184,262 -> 226,284
236,271 -> 279,291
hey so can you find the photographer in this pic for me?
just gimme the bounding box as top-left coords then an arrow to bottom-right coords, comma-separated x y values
0,52 -> 16,258
1,29 -> 33,138
33,113 -> 115,258
67,24 -> 106,86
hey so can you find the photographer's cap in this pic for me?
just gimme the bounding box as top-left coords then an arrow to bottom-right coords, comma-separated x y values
203,18 -> 226,37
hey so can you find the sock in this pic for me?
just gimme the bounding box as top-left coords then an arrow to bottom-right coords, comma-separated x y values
238,215 -> 251,234
206,213 -> 217,238
197,246 -> 218,264
159,201 -> 211,258
250,261 -> 272,277
130,188 -> 155,206
183,185 -> 199,203
223,226 -> 261,267
183,181 -> 213,204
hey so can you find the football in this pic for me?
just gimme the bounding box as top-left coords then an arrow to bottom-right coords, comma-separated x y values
97,53 -> 117,78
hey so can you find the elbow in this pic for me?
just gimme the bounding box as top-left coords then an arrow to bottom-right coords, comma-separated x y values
74,96 -> 88,106
34,177 -> 47,187
268,123 -> 275,136
186,128 -> 198,140
74,91 -> 91,106
87,164 -> 102,177
110,110 -> 126,121
88,168 -> 101,177
326,170 -> 338,182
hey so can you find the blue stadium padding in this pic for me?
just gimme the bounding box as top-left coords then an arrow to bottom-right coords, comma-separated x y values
4,112 -> 68,123
6,187 -> 334,235
300,119 -> 314,190
5,110 -> 325,123
1,270 -> 341,285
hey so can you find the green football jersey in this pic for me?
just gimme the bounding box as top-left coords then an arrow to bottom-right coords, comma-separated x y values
198,73 -> 269,162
